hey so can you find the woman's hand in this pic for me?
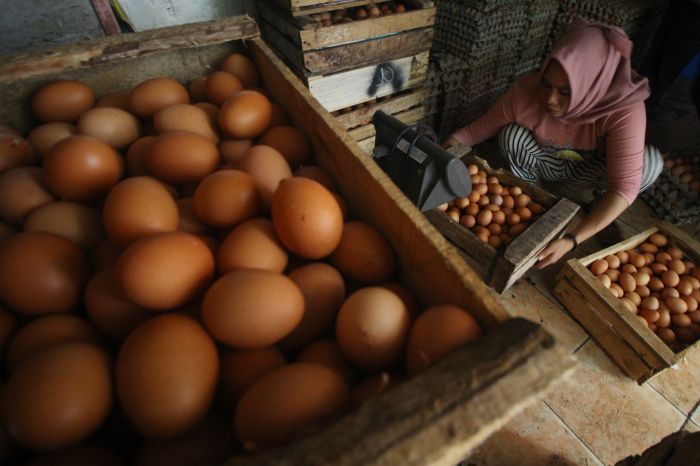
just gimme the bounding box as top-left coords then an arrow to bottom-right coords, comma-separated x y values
441,136 -> 460,149
535,237 -> 574,269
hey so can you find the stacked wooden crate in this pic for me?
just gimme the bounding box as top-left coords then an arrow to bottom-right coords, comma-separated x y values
258,0 -> 436,152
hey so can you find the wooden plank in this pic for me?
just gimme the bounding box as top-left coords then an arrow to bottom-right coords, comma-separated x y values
554,277 -> 652,381
257,1 -> 305,47
0,15 -> 259,85
347,105 -> 426,141
563,261 -> 676,367
90,0 -> 121,36
335,88 -> 429,129
307,51 -> 429,111
299,8 -> 436,49
226,318 -> 576,466
356,136 -> 375,154
280,0 -> 391,16
259,17 -> 305,75
578,227 -> 657,266
303,27 -> 434,75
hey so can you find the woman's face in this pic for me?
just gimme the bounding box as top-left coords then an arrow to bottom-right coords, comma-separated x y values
540,60 -> 571,118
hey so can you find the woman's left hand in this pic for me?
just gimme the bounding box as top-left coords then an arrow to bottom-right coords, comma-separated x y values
534,238 -> 574,269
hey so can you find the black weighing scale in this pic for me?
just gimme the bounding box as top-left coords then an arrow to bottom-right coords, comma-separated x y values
371,111 -> 472,211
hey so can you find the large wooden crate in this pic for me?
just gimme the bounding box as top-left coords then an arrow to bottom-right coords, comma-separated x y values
258,0 -> 434,112
554,224 -> 700,383
426,153 -> 580,293
0,16 -> 575,465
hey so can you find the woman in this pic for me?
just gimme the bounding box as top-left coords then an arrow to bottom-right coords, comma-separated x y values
443,17 -> 663,268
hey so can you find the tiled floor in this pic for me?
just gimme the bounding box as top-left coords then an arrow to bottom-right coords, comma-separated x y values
463,77 -> 700,466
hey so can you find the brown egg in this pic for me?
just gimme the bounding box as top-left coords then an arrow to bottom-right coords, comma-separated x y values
117,314 -> 218,440
128,78 -> 190,119
77,107 -> 141,149
616,250 -> 629,264
102,176 -> 179,246
666,296 -> 688,314
657,309 -> 671,328
639,242 -> 658,254
624,291 -> 641,307
0,232 -> 88,315
634,272 -> 650,287
590,259 -> 609,275
609,283 -> 624,298
124,136 -> 154,176
641,296 -> 660,311
220,53 -> 260,88
153,104 -> 219,142
648,233 -> 668,247
219,138 -> 253,167
629,252 -> 646,268
667,247 -> 684,260
238,145 -> 293,205
298,339 -> 356,386
193,170 -> 261,228
620,298 -> 637,314
279,263 -> 346,351
657,327 -> 676,344
405,304 -> 482,376
96,91 -> 131,110
27,123 -> 76,158
604,254 -> 621,269
506,212 -> 521,226
0,133 -> 35,175
663,287 -> 680,299
258,126 -> 312,169
84,268 -> 151,341
116,232 -> 214,310
2,342 -> 111,450
655,252 -> 672,265
218,347 -> 286,412
648,276 -> 665,291
201,270 -> 304,348
476,209 -> 492,227
217,218 -> 288,274
24,201 -> 103,252
639,308 -> 660,324
336,287 -> 410,371
0,167 -> 55,225
687,276 -> 700,290
205,71 -> 244,106
605,269 -> 621,282
219,90 -> 272,138
294,165 -> 337,192
188,76 -> 208,102
662,270 -> 680,287
146,132 -> 218,184
682,296 -> 698,312
331,221 -> 395,284
689,310 -> 700,324
91,238 -> 122,272
492,210 -> 506,225
235,362 -> 348,450
43,135 -> 123,201
32,80 -> 95,122
176,198 -> 210,235
668,259 -> 686,275
509,223 -> 527,237
597,274 -> 612,288
487,223 -> 502,235
650,263 -> 668,275
271,177 -> 343,259
636,285 -> 651,297
677,279 -> 693,297
672,312 -> 692,328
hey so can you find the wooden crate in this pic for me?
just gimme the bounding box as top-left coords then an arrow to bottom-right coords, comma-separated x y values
0,17 -> 575,465
554,224 -> 700,383
425,153 -> 580,293
258,0 -> 434,111
268,0 -> 434,19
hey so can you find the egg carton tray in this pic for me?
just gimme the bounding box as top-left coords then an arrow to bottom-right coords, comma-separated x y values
640,192 -> 700,228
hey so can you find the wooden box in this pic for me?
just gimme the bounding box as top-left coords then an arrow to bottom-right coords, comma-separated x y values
426,153 -> 580,293
0,17 -> 574,465
554,225 -> 700,383
257,0 -> 434,111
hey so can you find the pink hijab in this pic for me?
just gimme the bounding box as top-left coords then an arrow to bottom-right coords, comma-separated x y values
537,17 -> 650,124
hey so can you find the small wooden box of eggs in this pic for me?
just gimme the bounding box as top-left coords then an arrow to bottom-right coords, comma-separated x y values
425,153 -> 580,293
554,225 -> 700,383
257,0 -> 434,112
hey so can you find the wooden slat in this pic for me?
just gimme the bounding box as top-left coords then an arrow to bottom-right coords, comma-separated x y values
335,88 -> 429,129
281,0 -> 392,16
347,105 -> 426,141
259,17 -> 305,75
226,318 -> 576,466
554,277 -> 652,381
577,227 -> 657,266
356,136 -> 375,154
308,51 -> 429,111
562,260 -> 676,368
257,1 -> 305,47
0,15 -> 259,85
299,8 -> 435,49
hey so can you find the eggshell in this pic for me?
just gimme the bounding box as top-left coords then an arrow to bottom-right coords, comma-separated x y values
672,313 -> 692,328
0,167 -> 55,225
677,279 -> 693,296
667,247 -> 684,260
605,269 -> 620,282
349,372 -> 404,408
96,91 -> 131,110
102,176 -> 179,246
666,296 -> 688,314
604,254 -> 620,269
629,252 -> 646,268
657,327 -> 676,344
330,221 -> 395,284
636,285 -> 651,298
146,132 -> 219,184
639,308 -> 660,324
220,53 -> 260,88
661,270 -> 680,287
206,71 -> 244,106
336,287 -> 410,371
657,309 -> 671,328
125,136 -> 155,176
27,123 -> 76,158
258,126 -> 311,168
406,304 -> 482,376
43,135 -> 124,202
24,201 -> 105,251
648,233 -> 668,247
188,76 -> 208,102
201,270 -> 304,348
32,80 -> 95,122
153,104 -> 219,142
235,362 -> 348,450
0,232 -> 88,315
656,251 -> 672,265
77,107 -> 141,149
590,259 -> 609,275
2,342 -> 112,450
616,251 -> 629,264
597,274 -> 612,288
298,339 -> 356,386
219,138 -> 253,166
639,242 -> 658,254
238,145 -> 293,205
624,291 -> 641,307
116,232 -> 214,310
218,347 -> 286,412
0,133 -> 36,174
271,177 -> 343,259
193,170 -> 261,228
84,269 -> 152,341
668,259 -> 686,275
219,90 -> 272,138
116,314 -> 219,440
682,296 -> 698,312
217,217 -> 288,274
128,78 -> 190,119
649,276 -> 665,291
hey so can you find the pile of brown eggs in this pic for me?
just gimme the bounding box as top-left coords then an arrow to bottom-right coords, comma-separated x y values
0,53 -> 485,463
437,164 -> 546,249
662,153 -> 700,192
308,2 -> 408,26
588,233 -> 700,349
